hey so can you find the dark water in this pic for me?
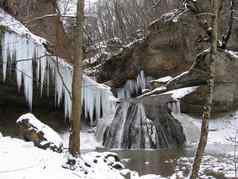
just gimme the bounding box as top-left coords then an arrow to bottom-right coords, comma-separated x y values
108,144 -> 234,178
113,148 -> 186,176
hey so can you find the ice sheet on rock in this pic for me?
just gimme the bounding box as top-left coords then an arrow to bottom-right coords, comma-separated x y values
165,87 -> 198,115
164,86 -> 199,100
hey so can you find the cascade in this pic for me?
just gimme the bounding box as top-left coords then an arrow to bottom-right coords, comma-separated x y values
0,8 -> 116,124
168,100 -> 181,114
99,94 -> 187,149
100,101 -> 173,149
116,71 -> 146,99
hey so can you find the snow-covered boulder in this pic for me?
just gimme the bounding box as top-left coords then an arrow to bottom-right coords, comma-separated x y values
62,152 -> 127,179
16,113 -> 63,153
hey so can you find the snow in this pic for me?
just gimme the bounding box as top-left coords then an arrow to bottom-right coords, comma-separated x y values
225,49 -> 238,59
61,130 -> 101,150
163,86 -> 199,100
150,76 -> 173,84
173,111 -> 238,146
0,136 -> 161,179
0,8 -> 46,44
17,113 -> 63,149
0,137 -> 122,179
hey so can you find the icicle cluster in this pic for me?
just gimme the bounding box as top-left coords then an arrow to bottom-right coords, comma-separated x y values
1,32 -> 37,109
116,71 -> 146,99
168,100 -> 181,114
1,30 -> 116,123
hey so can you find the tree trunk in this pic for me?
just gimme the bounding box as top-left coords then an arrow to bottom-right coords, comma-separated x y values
189,0 -> 219,178
69,0 -> 85,157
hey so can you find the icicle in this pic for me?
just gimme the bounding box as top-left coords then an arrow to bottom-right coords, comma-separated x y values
116,70 -> 146,99
1,28 -> 117,123
2,32 -> 8,81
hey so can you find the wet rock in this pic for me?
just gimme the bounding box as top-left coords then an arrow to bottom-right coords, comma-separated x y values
175,50 -> 238,115
16,113 -> 63,152
112,162 -> 125,170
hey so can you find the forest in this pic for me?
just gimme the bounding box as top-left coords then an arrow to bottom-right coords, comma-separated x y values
0,0 -> 237,178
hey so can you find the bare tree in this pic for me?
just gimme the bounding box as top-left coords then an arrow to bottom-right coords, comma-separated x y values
69,0 -> 85,156
190,0 -> 219,178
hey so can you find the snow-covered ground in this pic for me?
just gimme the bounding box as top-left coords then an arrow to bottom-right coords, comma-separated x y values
0,136 -> 161,179
61,130 -> 101,151
174,111 -> 238,147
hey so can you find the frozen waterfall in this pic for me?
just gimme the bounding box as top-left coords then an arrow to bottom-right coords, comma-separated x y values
116,71 -> 146,99
0,9 -> 116,124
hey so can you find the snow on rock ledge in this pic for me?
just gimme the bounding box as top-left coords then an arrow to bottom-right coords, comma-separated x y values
16,113 -> 63,153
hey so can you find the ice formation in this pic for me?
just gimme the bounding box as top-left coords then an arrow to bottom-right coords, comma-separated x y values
97,101 -> 158,149
168,100 -> 181,114
116,70 -> 146,99
0,8 -> 116,124
166,86 -> 199,114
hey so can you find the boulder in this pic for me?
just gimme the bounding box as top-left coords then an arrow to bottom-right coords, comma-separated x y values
180,50 -> 238,114
16,113 -> 63,152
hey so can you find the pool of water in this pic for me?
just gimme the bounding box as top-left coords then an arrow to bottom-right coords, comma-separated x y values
108,144 -> 235,178
113,148 -> 186,176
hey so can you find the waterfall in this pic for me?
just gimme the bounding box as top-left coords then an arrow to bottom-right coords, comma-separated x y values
168,100 -> 181,114
116,71 -> 146,99
98,99 -> 185,149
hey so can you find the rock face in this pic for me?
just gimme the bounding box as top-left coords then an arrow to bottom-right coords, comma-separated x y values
179,50 -> 238,114
102,94 -> 185,149
17,113 -> 63,152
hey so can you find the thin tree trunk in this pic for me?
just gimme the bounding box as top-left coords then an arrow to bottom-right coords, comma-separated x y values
190,0 -> 219,178
69,0 -> 85,157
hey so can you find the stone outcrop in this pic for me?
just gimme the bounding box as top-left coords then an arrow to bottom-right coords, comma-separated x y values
96,1 -> 238,114
179,50 -> 238,114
